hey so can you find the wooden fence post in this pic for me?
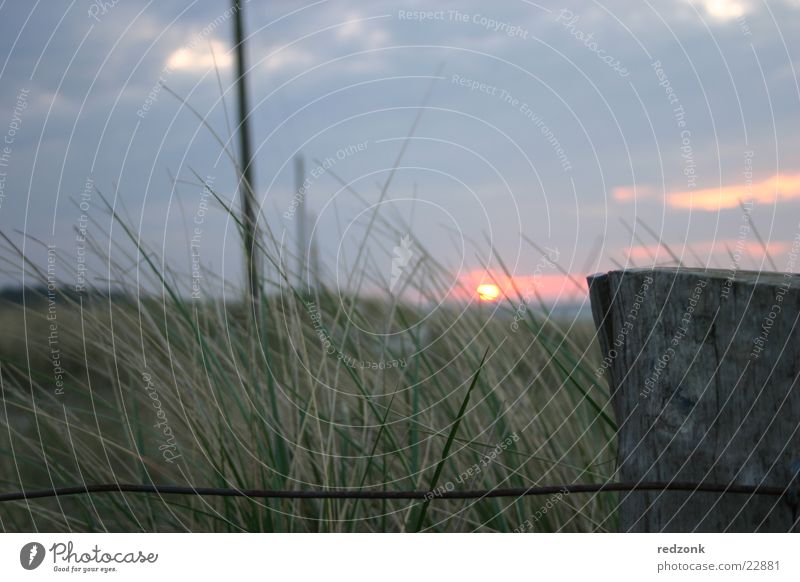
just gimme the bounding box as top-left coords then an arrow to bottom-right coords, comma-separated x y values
587,268 -> 800,532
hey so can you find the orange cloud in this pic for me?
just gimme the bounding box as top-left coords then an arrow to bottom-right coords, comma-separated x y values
613,185 -> 656,202
668,173 -> 800,211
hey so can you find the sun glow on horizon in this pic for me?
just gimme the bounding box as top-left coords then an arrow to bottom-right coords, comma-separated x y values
476,283 -> 501,302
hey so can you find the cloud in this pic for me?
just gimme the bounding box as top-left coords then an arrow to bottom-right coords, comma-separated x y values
692,0 -> 751,21
613,184 -> 657,202
667,173 -> 800,210
262,45 -> 315,72
336,13 -> 389,47
166,39 -> 232,72
256,14 -> 390,75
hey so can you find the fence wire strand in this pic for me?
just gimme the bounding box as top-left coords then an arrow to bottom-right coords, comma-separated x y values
0,481 -> 792,503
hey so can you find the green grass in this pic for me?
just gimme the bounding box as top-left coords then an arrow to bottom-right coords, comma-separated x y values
0,201 -> 618,531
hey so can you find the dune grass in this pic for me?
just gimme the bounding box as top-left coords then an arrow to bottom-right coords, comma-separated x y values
0,183 -> 620,532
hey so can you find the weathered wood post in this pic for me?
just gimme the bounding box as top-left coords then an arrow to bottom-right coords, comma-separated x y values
587,268 -> 800,532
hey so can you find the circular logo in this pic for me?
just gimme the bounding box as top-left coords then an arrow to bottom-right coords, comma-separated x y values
19,542 -> 45,570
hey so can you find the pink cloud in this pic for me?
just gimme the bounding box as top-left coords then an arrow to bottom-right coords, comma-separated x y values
624,240 -> 787,262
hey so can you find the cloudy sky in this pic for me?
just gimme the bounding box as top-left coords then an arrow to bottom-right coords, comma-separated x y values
1,0 -> 799,302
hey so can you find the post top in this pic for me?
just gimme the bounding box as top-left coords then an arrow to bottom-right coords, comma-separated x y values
587,267 -> 800,288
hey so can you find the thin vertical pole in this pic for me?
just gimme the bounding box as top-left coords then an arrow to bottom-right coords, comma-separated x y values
232,0 -> 259,300
294,154 -> 306,289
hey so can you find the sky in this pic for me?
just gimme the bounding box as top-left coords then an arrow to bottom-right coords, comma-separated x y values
1,0 -> 799,304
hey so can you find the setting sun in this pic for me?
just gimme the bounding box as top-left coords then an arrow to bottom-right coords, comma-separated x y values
476,283 -> 501,302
